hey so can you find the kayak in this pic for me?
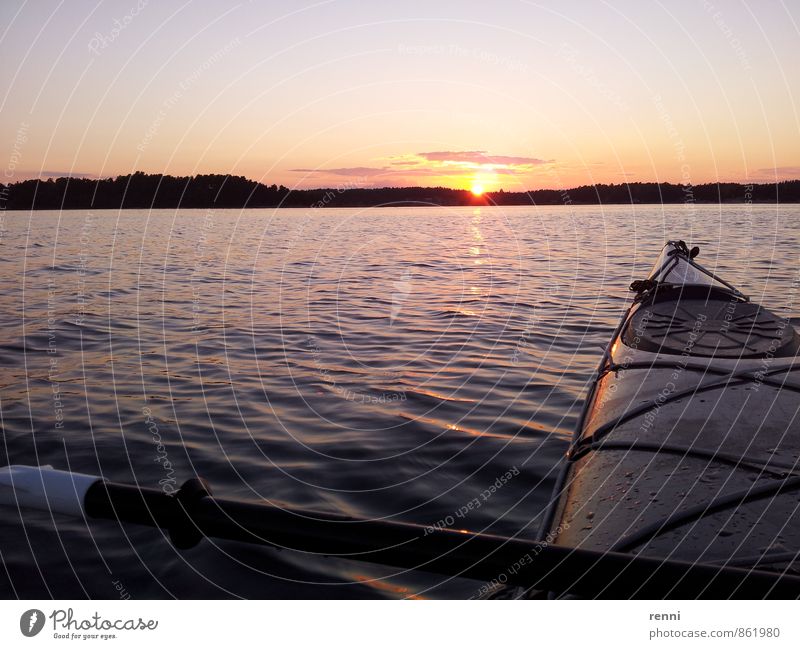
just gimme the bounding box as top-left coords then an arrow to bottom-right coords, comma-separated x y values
538,240 -> 800,596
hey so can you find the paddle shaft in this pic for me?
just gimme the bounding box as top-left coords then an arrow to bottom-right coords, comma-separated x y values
83,478 -> 800,599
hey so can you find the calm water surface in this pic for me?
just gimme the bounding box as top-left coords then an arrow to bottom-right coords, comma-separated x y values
1,204 -> 798,598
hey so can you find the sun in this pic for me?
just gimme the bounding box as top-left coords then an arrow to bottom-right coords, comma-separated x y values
471,183 -> 485,196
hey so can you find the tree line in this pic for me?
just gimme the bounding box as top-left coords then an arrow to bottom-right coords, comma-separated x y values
1,172 -> 798,210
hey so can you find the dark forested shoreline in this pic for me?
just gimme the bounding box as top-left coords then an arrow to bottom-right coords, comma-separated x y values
1,172 -> 798,210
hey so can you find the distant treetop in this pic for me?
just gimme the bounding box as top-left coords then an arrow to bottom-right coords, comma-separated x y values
1,173 -> 798,210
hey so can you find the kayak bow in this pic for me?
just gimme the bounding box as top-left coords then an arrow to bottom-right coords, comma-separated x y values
539,240 -> 800,597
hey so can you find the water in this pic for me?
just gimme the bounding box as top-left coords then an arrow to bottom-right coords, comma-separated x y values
1,204 -> 798,599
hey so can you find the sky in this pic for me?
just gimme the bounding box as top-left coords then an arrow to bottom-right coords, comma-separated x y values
1,0 -> 798,191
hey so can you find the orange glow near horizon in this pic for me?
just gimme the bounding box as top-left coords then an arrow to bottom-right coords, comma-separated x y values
470,182 -> 485,196
1,4 -> 797,189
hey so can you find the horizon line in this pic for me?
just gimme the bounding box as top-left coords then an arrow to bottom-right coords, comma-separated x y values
3,173 -> 800,195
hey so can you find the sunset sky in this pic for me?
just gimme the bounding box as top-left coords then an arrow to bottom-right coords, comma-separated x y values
2,0 -> 798,191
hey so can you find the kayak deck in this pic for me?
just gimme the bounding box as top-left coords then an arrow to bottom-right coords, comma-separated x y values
542,241 -> 800,586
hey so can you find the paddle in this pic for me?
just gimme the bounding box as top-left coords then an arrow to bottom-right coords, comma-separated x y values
2,464 -> 798,599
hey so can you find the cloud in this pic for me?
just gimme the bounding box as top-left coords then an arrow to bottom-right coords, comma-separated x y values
38,170 -> 98,178
751,166 -> 800,180
290,166 -> 388,177
417,151 -> 551,166
7,170 -> 99,181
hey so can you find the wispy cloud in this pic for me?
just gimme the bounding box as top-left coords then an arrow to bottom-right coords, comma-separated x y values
7,170 -> 99,181
751,166 -> 800,181
290,166 -> 388,177
417,151 -> 550,166
39,170 -> 99,178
